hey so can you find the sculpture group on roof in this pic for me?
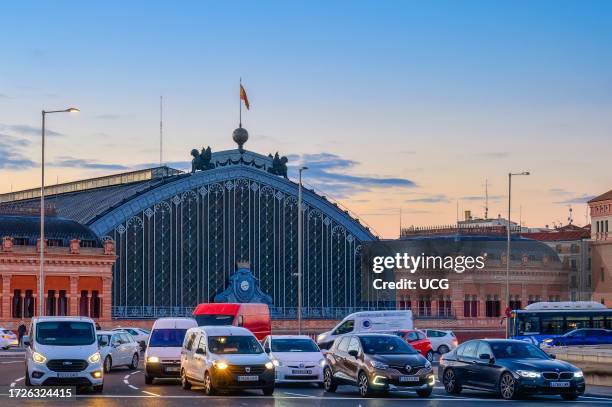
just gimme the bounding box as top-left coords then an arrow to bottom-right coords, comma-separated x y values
191,146 -> 215,172
267,152 -> 288,178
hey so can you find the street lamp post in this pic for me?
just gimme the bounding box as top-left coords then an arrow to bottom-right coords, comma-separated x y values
506,171 -> 530,320
297,167 -> 308,335
39,108 -> 79,317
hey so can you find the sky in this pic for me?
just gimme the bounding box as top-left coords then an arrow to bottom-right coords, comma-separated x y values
1,0 -> 611,238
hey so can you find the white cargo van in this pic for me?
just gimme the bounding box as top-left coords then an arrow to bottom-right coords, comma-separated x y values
24,316 -> 104,392
144,317 -> 197,384
316,310 -> 413,349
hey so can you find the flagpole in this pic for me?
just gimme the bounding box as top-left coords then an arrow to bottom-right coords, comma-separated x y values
239,77 -> 242,128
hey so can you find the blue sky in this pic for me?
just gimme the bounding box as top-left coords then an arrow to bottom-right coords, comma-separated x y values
1,1 -> 611,237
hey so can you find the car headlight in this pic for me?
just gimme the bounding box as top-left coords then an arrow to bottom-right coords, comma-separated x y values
272,359 -> 281,367
32,352 -> 47,364
319,358 -> 326,367
88,352 -> 101,364
516,370 -> 541,378
543,339 -> 553,343
574,371 -> 584,378
369,360 -> 388,370
147,356 -> 160,363
317,334 -> 325,342
214,361 -> 228,370
265,361 -> 274,370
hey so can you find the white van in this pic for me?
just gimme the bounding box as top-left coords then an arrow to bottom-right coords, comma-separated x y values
24,316 -> 103,392
316,310 -> 413,349
144,317 -> 197,384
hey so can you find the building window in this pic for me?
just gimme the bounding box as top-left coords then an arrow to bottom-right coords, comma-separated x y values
91,291 -> 101,318
570,244 -> 579,253
58,290 -> 68,316
485,295 -> 500,317
24,290 -> 34,318
438,295 -> 452,317
570,259 -> 577,270
46,290 -> 56,316
47,239 -> 63,247
418,295 -> 431,317
509,295 -> 522,310
12,289 -> 22,318
464,294 -> 478,317
79,290 -> 89,316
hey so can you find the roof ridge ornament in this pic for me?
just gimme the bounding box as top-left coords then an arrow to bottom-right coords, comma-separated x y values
191,146 -> 214,173
267,152 -> 288,178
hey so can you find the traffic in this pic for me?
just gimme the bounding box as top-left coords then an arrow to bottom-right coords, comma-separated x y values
8,301 -> 609,402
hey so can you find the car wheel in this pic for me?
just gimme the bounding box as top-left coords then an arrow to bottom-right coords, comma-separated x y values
92,384 -> 104,393
417,387 -> 433,398
438,345 -> 450,354
426,350 -> 434,362
262,387 -> 274,396
323,367 -> 337,392
103,356 -> 112,373
2,346 -> 8,350
181,369 -> 191,390
561,393 -> 579,401
145,375 -> 154,385
204,372 -> 216,396
443,368 -> 462,394
25,369 -> 32,386
129,353 -> 139,370
499,372 -> 519,400
358,371 -> 374,398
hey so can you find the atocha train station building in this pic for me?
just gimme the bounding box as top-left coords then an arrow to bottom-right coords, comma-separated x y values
0,126 -> 378,330
0,126 -> 567,337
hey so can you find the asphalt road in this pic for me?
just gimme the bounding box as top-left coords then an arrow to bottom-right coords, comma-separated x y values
1,355 -> 611,406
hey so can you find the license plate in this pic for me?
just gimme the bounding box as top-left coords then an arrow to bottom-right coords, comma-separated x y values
165,366 -> 180,372
237,375 -> 259,382
550,381 -> 570,388
291,369 -> 312,375
57,372 -> 79,378
399,376 -> 420,382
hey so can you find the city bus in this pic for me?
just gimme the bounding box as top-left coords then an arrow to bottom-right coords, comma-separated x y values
507,301 -> 612,344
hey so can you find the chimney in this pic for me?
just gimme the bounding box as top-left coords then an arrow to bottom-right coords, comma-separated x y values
464,210 -> 472,221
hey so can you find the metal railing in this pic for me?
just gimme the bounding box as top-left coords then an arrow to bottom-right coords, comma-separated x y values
111,305 -> 458,320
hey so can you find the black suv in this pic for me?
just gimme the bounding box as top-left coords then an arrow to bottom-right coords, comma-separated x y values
323,333 -> 434,397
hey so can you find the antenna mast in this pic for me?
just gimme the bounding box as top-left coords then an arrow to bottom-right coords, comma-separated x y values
159,95 -> 163,167
485,178 -> 489,219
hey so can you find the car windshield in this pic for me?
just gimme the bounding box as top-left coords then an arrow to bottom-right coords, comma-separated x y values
195,315 -> 235,326
360,336 -> 418,355
271,339 -> 319,352
208,335 -> 263,354
491,342 -> 549,359
36,321 -> 95,346
148,329 -> 187,347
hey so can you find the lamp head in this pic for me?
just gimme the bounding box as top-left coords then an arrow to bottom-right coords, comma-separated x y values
66,107 -> 80,113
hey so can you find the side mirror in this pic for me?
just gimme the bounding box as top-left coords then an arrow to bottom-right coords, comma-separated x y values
23,336 -> 30,347
264,348 -> 270,354
549,354 -> 556,359
195,348 -> 205,355
479,353 -> 494,363
348,350 -> 359,358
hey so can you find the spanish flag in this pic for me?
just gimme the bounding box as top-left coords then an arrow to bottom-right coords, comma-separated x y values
240,84 -> 250,110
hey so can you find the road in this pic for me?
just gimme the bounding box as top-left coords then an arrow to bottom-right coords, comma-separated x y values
1,354 -> 611,406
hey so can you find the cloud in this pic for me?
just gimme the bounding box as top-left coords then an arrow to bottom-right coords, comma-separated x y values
287,153 -> 416,198
0,123 -> 64,137
405,194 -> 450,203
554,194 -> 595,204
0,135 -> 36,169
459,194 -> 504,201
49,157 -> 131,171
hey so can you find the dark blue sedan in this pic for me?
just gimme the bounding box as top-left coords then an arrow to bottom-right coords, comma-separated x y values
541,328 -> 612,347
439,339 -> 585,400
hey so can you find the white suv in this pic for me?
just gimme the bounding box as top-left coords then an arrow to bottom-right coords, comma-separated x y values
24,317 -> 103,392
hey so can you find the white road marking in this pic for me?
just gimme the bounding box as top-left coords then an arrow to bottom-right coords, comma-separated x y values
141,390 -> 160,397
128,384 -> 138,390
124,374 -> 131,379
9,376 -> 25,388
1,361 -> 22,364
282,391 -> 315,397
123,379 -> 129,385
